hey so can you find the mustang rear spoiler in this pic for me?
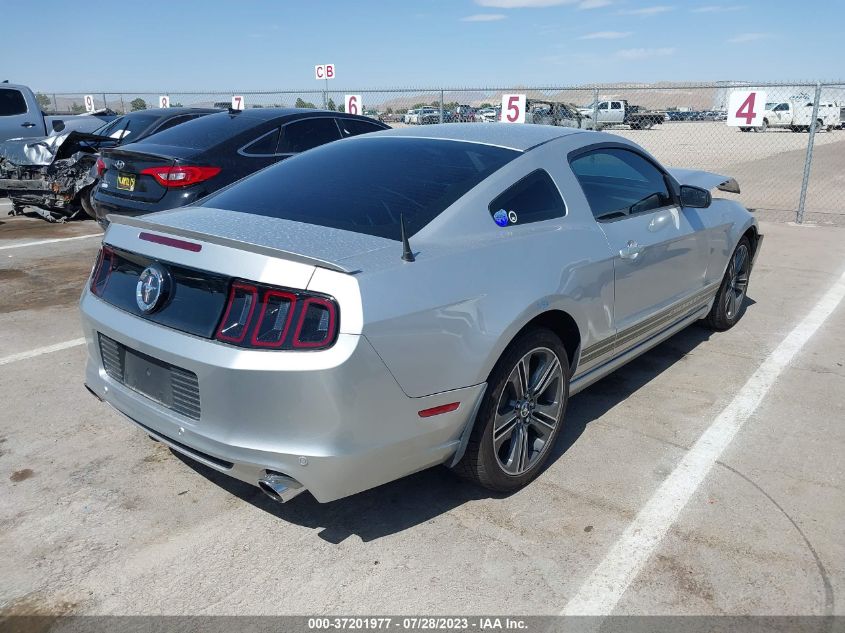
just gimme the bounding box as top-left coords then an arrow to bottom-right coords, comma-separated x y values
668,168 -> 740,194
109,214 -> 355,274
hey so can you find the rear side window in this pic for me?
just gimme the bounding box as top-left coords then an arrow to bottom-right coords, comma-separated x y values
570,147 -> 672,220
203,137 -> 519,239
241,128 -> 281,155
489,170 -> 565,226
337,118 -> 385,138
0,89 -> 27,116
152,114 -> 202,134
136,112 -> 260,149
278,118 -> 341,154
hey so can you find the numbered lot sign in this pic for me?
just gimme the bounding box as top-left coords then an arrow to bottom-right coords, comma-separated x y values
159,95 -> 170,108
315,64 -> 336,80
501,94 -> 526,124
231,95 -> 245,111
727,90 -> 767,127
84,95 -> 95,113
345,95 -> 362,115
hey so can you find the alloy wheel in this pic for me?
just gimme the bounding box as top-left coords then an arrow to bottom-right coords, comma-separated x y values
492,347 -> 564,475
725,243 -> 750,319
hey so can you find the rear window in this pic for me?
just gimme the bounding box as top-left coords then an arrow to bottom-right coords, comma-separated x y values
203,137 -> 520,239
0,88 -> 28,116
277,118 -> 341,153
97,112 -> 163,141
135,112 -> 259,149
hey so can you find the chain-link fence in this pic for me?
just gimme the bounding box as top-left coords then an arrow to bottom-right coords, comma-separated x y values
36,81 -> 845,222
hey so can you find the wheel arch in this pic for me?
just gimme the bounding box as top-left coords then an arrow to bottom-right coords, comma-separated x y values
499,309 -> 582,376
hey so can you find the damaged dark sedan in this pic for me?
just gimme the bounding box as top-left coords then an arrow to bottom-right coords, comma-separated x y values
0,107 -> 218,222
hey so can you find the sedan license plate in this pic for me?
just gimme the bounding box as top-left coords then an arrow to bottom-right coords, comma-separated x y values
116,172 -> 136,191
122,348 -> 173,408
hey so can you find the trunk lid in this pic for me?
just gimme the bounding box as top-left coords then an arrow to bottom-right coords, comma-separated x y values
100,144 -> 198,203
137,206 -> 396,271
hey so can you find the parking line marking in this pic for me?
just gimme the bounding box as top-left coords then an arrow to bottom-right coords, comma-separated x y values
561,268 -> 845,617
0,338 -> 86,366
0,234 -> 101,251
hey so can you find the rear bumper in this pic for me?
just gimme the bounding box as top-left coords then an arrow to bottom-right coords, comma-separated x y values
80,290 -> 484,503
92,186 -> 205,225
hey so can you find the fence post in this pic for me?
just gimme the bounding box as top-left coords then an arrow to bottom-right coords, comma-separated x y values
119,94 -> 125,114
796,82 -> 822,224
592,87 -> 599,131
102,93 -> 107,111
51,93 -> 57,114
439,89 -> 444,124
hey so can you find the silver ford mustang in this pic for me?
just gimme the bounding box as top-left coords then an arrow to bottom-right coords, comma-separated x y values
80,124 -> 762,503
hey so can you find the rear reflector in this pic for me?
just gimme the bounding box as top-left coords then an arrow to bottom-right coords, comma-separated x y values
418,402 -> 461,418
139,232 -> 202,252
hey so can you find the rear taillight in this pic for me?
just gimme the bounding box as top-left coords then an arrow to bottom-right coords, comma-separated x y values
96,157 -> 106,177
140,165 -> 221,188
215,280 -> 338,351
89,246 -> 115,296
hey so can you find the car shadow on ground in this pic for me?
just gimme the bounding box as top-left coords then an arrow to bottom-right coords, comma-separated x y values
175,302 -> 755,543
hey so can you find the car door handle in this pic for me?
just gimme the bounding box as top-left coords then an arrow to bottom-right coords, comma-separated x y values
619,240 -> 642,260
21,122 -> 36,128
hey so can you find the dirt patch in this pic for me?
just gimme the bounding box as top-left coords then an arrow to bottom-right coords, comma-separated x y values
0,592 -> 78,633
10,468 -> 34,482
0,253 -> 96,314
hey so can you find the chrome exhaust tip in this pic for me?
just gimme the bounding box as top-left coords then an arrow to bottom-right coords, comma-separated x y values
258,471 -> 305,503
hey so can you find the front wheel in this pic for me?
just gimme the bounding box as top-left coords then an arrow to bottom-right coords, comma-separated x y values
704,237 -> 752,331
453,328 -> 569,492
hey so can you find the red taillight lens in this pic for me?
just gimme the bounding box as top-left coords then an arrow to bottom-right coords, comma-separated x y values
215,280 -> 338,351
90,246 -> 115,296
140,165 -> 221,188
292,297 -> 337,349
215,282 -> 259,343
250,290 -> 297,348
96,157 -> 106,177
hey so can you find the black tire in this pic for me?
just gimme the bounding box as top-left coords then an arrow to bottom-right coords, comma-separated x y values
452,328 -> 570,492
79,185 -> 97,220
704,237 -> 752,331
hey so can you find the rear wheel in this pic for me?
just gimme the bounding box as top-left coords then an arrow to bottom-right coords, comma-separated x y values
704,237 -> 752,331
79,185 -> 97,220
453,328 -> 569,492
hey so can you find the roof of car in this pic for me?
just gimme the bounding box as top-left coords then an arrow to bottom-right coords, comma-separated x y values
129,107 -> 220,117
367,123 -> 584,151
218,107 -> 369,122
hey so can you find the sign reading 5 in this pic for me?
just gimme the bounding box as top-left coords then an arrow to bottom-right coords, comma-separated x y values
501,94 -> 526,124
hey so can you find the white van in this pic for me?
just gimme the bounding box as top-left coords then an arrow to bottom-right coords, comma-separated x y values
753,100 -> 839,132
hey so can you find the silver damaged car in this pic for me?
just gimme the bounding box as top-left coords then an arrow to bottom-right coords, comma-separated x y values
80,124 -> 762,503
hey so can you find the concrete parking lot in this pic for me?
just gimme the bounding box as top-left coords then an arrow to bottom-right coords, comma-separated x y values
1,199 -> 843,620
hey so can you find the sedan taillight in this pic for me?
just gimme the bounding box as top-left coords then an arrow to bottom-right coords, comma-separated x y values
96,157 -> 106,177
215,280 -> 339,351
140,165 -> 221,188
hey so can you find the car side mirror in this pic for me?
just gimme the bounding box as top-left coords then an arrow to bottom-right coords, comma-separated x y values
679,185 -> 711,208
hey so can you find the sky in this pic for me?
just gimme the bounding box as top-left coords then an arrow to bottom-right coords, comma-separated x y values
3,0 -> 842,92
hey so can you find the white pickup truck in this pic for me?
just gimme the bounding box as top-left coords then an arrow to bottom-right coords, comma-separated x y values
578,99 -> 664,130
745,100 -> 840,132
0,82 -> 117,143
